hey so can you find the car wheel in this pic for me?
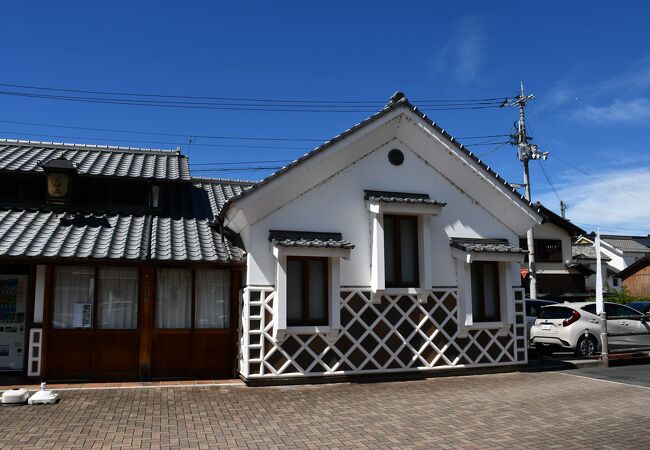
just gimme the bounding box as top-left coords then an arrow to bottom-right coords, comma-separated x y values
575,335 -> 598,357
535,344 -> 554,356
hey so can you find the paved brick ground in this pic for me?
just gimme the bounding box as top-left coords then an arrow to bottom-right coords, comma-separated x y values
1,371 -> 648,449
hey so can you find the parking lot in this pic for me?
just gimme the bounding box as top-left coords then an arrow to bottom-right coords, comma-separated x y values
1,368 -> 649,449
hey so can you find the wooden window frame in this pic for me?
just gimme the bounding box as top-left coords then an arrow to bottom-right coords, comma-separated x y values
286,256 -> 329,327
154,268 -> 232,330
471,261 -> 501,323
50,265 -> 141,331
384,214 -> 420,288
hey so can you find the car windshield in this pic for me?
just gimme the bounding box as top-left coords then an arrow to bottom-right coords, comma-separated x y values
582,304 -> 597,315
539,306 -> 573,319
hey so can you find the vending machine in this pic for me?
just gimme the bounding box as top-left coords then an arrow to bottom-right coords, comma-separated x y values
0,275 -> 27,371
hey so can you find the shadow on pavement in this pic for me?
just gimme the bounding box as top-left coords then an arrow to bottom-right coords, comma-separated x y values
521,349 -> 603,372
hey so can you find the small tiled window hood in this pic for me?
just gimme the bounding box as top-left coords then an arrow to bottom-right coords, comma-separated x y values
365,190 -> 446,302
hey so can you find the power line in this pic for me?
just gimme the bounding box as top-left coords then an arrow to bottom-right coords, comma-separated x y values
0,119 -> 511,142
191,159 -> 292,166
476,142 -> 510,157
0,82 -> 508,105
551,154 -> 650,207
573,222 -> 649,233
192,166 -> 283,172
0,130 -> 508,151
0,90 -> 508,112
0,120 -> 323,142
539,163 -> 561,203
0,131 -> 308,151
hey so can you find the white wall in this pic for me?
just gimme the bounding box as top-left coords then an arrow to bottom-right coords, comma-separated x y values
244,137 -> 527,288
527,221 -> 572,274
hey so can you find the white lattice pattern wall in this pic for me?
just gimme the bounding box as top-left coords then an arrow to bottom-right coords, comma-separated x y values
239,287 -> 527,379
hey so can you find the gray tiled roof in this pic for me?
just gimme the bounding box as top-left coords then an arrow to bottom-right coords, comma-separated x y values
571,244 -> 612,261
0,178 -> 248,262
269,230 -> 355,249
565,261 -> 596,275
363,190 -> 447,206
0,209 -> 147,259
218,92 -> 539,222
450,237 -> 526,254
0,140 -> 191,181
193,178 -> 254,213
601,236 -> 650,253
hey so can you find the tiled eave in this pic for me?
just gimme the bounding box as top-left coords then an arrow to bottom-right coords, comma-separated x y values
450,238 -> 526,254
269,230 -> 355,249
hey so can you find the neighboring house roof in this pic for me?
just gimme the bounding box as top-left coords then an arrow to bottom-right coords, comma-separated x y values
601,235 -> 650,253
268,230 -> 355,249
450,238 -> 526,254
534,202 -> 585,236
0,139 -> 191,181
363,190 -> 447,206
218,92 -> 540,222
0,177 -> 248,263
571,244 -> 612,262
194,177 -> 254,212
565,261 -> 596,275
616,256 -> 650,280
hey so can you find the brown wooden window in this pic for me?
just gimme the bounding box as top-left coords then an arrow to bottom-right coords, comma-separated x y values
470,261 -> 501,322
51,266 -> 138,330
155,268 -> 231,329
384,214 -> 419,288
286,256 -> 328,326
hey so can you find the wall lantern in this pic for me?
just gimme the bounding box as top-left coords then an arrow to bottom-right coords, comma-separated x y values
40,157 -> 77,203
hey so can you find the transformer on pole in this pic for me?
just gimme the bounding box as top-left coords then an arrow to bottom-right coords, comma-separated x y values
504,82 -> 549,300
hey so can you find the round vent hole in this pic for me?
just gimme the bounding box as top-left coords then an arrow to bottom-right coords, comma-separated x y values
388,149 -> 404,166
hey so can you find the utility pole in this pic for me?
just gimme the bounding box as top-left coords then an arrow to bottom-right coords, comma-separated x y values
560,200 -> 567,219
505,82 -> 548,300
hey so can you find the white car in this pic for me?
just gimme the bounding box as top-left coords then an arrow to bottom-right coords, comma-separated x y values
525,299 -> 557,344
530,302 -> 650,357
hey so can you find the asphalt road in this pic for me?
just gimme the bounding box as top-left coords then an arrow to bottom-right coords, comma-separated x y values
564,362 -> 650,389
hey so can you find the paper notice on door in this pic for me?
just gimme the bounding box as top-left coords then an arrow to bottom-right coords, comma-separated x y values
73,303 -> 92,328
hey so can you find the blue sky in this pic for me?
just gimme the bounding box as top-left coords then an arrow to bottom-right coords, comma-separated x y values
1,1 -> 649,235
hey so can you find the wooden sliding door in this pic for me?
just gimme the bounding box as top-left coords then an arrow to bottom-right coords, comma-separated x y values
44,265 -> 140,380
43,264 -> 239,381
150,267 -> 238,379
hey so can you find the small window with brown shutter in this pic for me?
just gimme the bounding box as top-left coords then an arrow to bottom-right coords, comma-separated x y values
470,261 -> 501,322
384,214 -> 419,288
286,256 -> 328,326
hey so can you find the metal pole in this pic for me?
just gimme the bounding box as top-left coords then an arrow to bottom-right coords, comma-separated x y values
518,83 -> 537,300
600,311 -> 609,367
523,159 -> 537,299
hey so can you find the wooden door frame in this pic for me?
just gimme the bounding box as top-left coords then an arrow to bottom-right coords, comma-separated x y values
41,262 -> 244,380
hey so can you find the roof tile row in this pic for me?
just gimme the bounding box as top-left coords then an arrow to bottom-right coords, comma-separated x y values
0,178 -> 248,262
0,140 -> 191,181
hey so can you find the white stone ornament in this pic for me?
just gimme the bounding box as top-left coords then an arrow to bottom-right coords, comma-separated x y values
28,382 -> 59,405
1,387 -> 30,406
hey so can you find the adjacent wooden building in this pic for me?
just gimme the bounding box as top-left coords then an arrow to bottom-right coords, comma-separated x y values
615,257 -> 650,297
0,140 -> 250,380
